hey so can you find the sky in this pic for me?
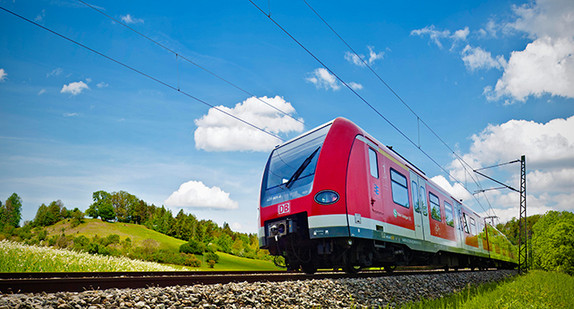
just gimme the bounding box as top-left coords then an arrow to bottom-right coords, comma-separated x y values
0,0 -> 573,233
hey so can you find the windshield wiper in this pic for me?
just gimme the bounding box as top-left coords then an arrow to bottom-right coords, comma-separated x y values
285,147 -> 320,189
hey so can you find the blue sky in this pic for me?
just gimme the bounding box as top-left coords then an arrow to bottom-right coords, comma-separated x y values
1,0 -> 572,233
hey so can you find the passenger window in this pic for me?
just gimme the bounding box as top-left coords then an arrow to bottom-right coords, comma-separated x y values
462,213 -> 470,233
412,181 -> 420,213
390,169 -> 409,208
368,148 -> 378,178
470,217 -> 477,235
429,192 -> 441,222
420,186 -> 427,216
444,201 -> 454,227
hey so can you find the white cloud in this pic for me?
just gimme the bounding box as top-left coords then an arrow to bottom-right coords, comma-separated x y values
487,0 -> 574,102
345,52 -> 365,67
348,82 -> 363,90
61,81 -> 89,96
430,175 -> 473,202
345,46 -> 384,67
35,9 -> 45,23
0,68 -> 7,82
411,25 -> 469,48
47,67 -> 62,78
486,36 -> 574,101
306,68 -> 340,90
38,89 -> 46,95
444,116 -> 574,223
164,180 -> 238,210
121,14 -> 144,24
367,46 -> 385,64
96,82 -> 109,88
461,45 -> 506,71
63,113 -> 79,117
194,96 -> 304,152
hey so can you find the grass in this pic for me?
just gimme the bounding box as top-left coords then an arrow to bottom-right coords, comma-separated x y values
398,270 -> 574,308
44,219 -> 281,271
0,240 -> 178,272
47,219 -> 185,251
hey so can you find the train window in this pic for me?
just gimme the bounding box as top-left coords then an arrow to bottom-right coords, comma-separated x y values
444,201 -> 454,227
429,192 -> 441,222
420,186 -> 428,216
462,213 -> 470,233
390,169 -> 409,208
470,217 -> 477,235
412,181 -> 420,213
368,148 -> 379,178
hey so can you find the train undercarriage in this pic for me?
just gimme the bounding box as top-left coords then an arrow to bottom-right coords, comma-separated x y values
265,215 -> 515,274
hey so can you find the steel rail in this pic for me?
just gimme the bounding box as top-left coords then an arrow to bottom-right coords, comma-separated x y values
0,269 -> 490,294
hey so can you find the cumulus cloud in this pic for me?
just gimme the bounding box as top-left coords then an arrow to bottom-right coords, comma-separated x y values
120,14 -> 144,24
344,46 -> 384,67
306,68 -> 340,90
194,96 -> 304,152
461,45 -> 506,71
486,36 -> 574,101
487,0 -> 574,102
0,68 -> 7,82
61,81 -> 89,96
164,180 -> 238,210
410,25 -> 469,49
443,116 -> 574,222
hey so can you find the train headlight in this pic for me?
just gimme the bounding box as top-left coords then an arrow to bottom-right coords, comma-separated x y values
314,190 -> 340,205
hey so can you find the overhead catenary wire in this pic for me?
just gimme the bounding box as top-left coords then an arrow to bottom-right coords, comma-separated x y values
0,6 -> 284,143
77,0 -> 304,127
249,0 -> 496,217
301,0 -> 498,218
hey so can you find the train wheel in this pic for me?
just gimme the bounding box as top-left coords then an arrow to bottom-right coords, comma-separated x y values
301,263 -> 317,275
384,265 -> 396,273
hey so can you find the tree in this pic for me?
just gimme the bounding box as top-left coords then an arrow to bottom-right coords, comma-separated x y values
532,211 -> 574,275
1,193 -> 23,228
87,191 -> 116,221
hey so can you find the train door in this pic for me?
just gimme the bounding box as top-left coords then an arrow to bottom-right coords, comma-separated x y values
367,147 -> 384,216
409,172 -> 428,240
454,201 -> 464,248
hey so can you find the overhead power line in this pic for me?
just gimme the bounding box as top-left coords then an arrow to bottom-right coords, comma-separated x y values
0,6 -> 284,143
77,0 -> 304,127
248,0 -> 495,217
301,0 -> 497,218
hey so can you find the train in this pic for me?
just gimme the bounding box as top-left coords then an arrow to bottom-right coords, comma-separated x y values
258,117 -> 517,274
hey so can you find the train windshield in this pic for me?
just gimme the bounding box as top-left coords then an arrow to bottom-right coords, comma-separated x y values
261,123 -> 331,207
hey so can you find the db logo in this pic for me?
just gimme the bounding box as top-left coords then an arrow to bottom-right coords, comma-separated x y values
278,202 -> 291,215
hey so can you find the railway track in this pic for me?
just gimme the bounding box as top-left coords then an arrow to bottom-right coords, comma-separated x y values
0,268 -> 485,294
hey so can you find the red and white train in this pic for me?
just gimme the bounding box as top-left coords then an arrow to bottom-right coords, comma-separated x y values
259,118 -> 517,273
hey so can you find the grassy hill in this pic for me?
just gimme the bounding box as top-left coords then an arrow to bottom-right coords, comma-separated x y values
45,219 -> 281,271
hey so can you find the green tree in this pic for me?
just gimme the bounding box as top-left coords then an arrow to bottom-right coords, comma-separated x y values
532,211 -> 574,275
1,193 -> 23,228
87,191 -> 116,221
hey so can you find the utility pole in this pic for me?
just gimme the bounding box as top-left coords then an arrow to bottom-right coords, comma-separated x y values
473,155 -> 526,273
518,155 -> 527,274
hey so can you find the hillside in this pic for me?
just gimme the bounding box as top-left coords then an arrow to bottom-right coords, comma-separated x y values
45,219 -> 280,271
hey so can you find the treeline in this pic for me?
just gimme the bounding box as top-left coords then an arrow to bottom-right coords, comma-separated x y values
36,190 -> 265,260
497,211 -> 574,275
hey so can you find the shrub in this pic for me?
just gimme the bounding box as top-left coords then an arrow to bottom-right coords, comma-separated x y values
207,259 -> 216,268
179,239 -> 205,255
183,254 -> 201,267
205,252 -> 219,263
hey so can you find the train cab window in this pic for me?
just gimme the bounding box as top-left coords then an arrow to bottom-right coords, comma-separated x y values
368,148 -> 379,178
390,169 -> 409,208
444,201 -> 454,227
470,217 -> 477,235
412,181 -> 420,213
429,192 -> 441,222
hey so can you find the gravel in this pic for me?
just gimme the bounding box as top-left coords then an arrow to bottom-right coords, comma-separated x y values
0,270 -> 516,308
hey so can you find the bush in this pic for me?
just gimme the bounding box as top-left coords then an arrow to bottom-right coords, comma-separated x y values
179,239 -> 205,255
205,252 -> 219,263
183,254 -> 202,267
207,259 -> 216,268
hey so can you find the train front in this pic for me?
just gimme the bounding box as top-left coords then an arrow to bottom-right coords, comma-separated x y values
258,118 -> 358,273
